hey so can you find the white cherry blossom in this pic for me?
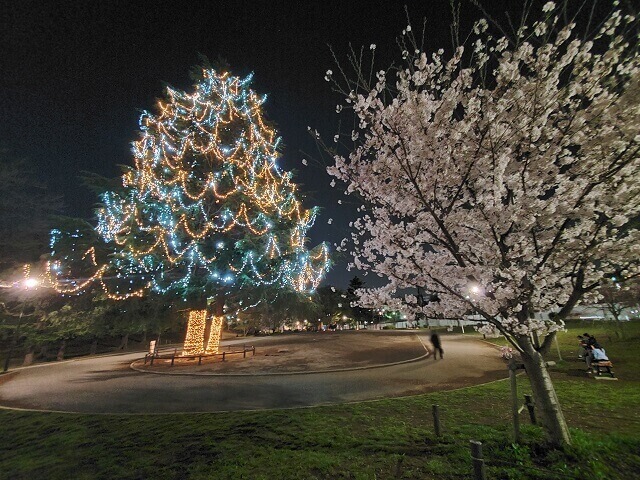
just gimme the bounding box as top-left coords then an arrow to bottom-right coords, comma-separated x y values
327,2 -> 639,446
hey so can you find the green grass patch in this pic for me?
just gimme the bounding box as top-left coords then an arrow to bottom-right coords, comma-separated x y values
1,321 -> 639,479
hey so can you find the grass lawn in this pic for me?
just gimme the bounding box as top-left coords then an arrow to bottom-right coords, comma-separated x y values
0,321 -> 639,479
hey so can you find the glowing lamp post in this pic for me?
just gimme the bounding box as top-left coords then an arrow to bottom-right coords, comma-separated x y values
23,278 -> 40,289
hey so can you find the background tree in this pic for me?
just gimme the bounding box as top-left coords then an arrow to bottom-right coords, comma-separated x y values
315,285 -> 347,328
0,264 -> 57,370
325,2 -> 639,445
0,153 -> 63,270
50,67 -> 330,355
600,277 -> 640,339
346,276 -> 372,325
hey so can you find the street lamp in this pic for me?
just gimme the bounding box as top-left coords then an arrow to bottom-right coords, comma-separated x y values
23,278 -> 40,289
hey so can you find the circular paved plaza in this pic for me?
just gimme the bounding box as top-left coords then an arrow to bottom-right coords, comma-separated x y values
0,331 -> 506,414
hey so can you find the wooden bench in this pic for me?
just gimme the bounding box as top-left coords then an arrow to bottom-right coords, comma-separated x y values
591,360 -> 614,377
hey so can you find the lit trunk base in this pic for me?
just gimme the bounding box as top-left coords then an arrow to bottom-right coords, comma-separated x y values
182,309 -> 207,356
182,310 -> 224,355
205,316 -> 223,354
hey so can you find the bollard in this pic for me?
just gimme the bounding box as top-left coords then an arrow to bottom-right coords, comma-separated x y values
243,348 -> 246,358
432,404 -> 442,437
222,351 -> 226,361
198,355 -> 202,365
150,355 -> 154,366
524,395 -> 536,425
252,346 -> 256,356
170,355 -> 175,366
509,361 -> 520,443
470,440 -> 487,480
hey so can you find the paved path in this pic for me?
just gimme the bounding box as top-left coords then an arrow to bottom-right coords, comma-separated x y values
0,334 -> 506,414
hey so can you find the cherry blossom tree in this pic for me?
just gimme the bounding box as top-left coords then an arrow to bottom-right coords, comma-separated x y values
326,2 -> 639,445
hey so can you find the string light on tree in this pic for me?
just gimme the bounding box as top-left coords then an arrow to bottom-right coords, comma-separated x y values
49,66 -> 331,355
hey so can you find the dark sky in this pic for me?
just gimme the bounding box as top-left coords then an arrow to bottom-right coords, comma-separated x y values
1,0 -> 504,288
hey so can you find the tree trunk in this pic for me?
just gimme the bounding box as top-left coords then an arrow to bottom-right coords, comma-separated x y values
205,295 -> 225,354
183,309 -> 207,355
119,333 -> 129,350
57,339 -> 66,361
89,338 -> 98,355
517,336 -> 571,446
38,344 -> 49,360
183,294 -> 226,355
23,345 -> 35,366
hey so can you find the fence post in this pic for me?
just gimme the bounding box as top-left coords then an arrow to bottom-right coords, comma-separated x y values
470,440 -> 487,480
243,348 -> 246,358
524,394 -> 536,425
432,404 -> 442,437
509,360 -> 520,443
554,335 -> 563,361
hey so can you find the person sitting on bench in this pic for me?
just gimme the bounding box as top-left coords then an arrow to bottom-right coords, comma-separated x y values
586,345 -> 608,372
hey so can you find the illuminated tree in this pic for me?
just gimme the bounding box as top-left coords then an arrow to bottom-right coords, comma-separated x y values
50,67 -> 330,355
326,2 -> 639,444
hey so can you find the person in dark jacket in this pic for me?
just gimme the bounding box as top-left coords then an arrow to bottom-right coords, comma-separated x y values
430,331 -> 444,360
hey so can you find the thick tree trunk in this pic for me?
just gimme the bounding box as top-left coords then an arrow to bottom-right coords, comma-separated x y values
23,345 -> 35,366
183,294 -> 226,355
517,337 -> 571,446
205,295 -> 225,354
57,339 -> 66,361
38,345 -> 49,360
119,334 -> 129,350
183,309 -> 207,355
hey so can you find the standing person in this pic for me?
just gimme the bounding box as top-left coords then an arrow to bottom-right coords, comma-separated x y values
430,331 -> 444,360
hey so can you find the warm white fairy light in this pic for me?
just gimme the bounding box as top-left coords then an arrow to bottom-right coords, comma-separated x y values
182,310 -> 207,356
205,316 -> 224,354
48,67 -> 331,357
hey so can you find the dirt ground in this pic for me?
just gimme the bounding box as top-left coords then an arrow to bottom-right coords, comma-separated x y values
132,330 -> 431,374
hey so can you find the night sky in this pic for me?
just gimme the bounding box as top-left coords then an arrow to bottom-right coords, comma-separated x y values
1,0 -> 507,288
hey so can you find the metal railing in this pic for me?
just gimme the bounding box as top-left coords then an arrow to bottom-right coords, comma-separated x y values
143,344 -> 255,366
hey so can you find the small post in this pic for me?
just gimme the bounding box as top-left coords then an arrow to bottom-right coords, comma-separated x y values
509,360 -> 520,443
252,346 -> 255,356
470,440 -> 487,480
524,394 -> 536,425
149,354 -> 154,366
554,335 -> 563,361
222,351 -> 226,361
432,404 -> 442,437
170,354 -> 175,366
243,348 -> 247,358
198,355 -> 202,365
